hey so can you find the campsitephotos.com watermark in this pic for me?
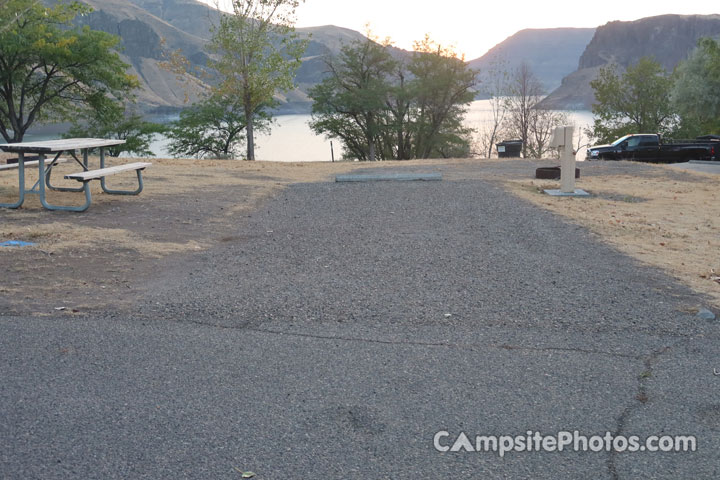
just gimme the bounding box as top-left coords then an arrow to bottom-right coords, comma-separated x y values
434,431 -> 697,457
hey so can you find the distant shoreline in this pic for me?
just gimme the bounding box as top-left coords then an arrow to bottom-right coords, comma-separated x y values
22,102 -> 315,137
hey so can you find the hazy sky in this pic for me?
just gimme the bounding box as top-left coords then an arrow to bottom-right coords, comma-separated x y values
200,1 -> 719,59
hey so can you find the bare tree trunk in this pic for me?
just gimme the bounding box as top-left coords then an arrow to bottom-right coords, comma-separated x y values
246,113 -> 255,160
367,115 -> 376,161
244,92 -> 255,160
4,124 -> 26,143
506,62 -> 544,158
487,124 -> 498,158
241,59 -> 255,160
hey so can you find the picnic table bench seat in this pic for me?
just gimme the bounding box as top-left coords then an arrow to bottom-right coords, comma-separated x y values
6,155 -> 41,164
65,162 -> 152,182
0,158 -> 67,171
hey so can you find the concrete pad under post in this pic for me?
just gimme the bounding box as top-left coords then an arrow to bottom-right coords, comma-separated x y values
543,188 -> 590,197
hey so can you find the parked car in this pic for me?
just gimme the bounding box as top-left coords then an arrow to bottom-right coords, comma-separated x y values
586,134 -> 718,162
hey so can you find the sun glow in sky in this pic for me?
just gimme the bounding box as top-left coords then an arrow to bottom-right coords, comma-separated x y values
201,0 -> 719,59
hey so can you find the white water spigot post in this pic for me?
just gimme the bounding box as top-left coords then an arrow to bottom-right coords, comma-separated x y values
558,126 -> 575,193
545,125 -> 589,197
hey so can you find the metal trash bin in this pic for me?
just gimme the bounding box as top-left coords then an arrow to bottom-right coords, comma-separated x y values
496,140 -> 523,158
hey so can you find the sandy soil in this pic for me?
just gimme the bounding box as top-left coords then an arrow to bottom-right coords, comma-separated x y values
1,154 -> 719,314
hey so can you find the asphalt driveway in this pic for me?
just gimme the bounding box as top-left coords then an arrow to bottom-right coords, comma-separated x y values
2,169 -> 719,479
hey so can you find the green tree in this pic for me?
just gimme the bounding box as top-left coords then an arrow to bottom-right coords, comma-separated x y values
309,35 -> 397,161
166,93 -> 270,159
405,36 -> 476,158
671,38 -> 720,137
210,0 -> 307,160
0,1 -> 138,142
0,0 -> 40,34
382,62 -> 413,160
64,101 -> 166,157
589,57 -> 676,144
309,35 -> 476,160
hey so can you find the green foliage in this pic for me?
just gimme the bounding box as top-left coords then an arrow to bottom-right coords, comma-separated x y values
166,94 -> 271,159
405,36 -> 476,158
589,57 -> 676,144
0,0 -> 139,142
210,0 -> 307,160
0,0 -> 40,34
309,36 -> 397,161
309,35 -> 476,161
64,101 -> 165,157
671,38 -> 720,137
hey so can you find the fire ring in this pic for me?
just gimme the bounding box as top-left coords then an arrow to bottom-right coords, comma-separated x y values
535,166 -> 580,180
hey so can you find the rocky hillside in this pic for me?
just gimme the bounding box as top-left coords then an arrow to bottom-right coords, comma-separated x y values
72,0 -> 370,112
76,0 -> 212,110
542,14 -> 720,110
467,28 -> 595,93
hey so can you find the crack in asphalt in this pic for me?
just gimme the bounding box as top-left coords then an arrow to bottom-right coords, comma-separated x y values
128,313 -> 646,360
605,339 -> 689,480
249,326 -> 647,360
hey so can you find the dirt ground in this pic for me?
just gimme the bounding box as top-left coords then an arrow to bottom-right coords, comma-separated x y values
1,154 -> 719,315
0,155 -> 414,314
502,165 -> 720,307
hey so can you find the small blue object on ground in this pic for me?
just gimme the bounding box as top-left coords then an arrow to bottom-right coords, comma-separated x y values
0,240 -> 35,247
696,308 -> 716,321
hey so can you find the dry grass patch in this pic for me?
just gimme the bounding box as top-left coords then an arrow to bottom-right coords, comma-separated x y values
0,222 -> 203,256
504,166 -> 720,305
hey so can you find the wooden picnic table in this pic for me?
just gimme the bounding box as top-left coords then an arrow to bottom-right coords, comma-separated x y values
0,138 -> 150,212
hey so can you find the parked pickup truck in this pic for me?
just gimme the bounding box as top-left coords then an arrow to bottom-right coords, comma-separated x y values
586,134 -> 719,162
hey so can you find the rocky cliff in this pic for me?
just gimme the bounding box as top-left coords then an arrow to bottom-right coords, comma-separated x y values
542,14 -> 720,110
71,0 -> 370,112
467,28 -> 595,93
75,0 -> 214,110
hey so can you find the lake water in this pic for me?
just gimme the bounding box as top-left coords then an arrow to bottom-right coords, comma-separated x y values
24,100 -> 595,161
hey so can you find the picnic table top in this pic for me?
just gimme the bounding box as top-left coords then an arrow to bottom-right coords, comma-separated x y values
0,138 -> 126,153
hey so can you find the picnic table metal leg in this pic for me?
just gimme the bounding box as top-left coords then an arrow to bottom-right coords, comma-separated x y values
37,155 -> 92,212
0,153 -> 26,208
99,148 -> 144,195
45,150 -> 85,192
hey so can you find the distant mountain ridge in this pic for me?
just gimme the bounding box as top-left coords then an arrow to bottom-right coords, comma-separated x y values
71,0 -> 600,113
72,0 -> 372,112
542,14 -> 720,110
467,28 -> 596,93
57,1 -> 713,114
